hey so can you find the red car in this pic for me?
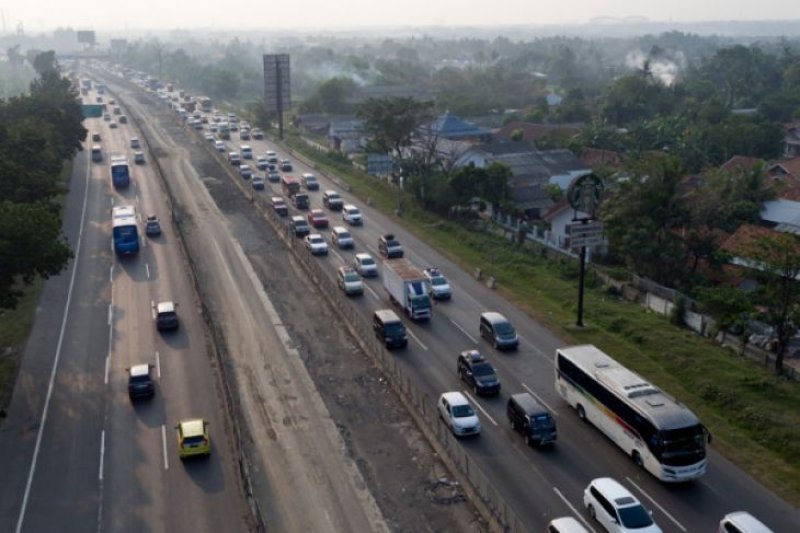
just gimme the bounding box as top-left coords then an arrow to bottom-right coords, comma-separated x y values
308,209 -> 329,229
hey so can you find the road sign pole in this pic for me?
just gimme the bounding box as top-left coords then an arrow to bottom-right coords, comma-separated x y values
577,244 -> 586,327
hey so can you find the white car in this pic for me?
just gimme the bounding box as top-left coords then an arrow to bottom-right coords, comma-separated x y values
438,392 -> 480,437
304,233 -> 328,255
215,140 -> 226,152
583,478 -> 662,533
342,204 -> 363,225
353,253 -> 378,277
337,266 -> 363,296
423,267 -> 452,300
717,512 -> 773,533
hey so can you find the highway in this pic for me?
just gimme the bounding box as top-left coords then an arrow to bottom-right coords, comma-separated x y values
0,85 -> 251,532
116,78 -> 800,531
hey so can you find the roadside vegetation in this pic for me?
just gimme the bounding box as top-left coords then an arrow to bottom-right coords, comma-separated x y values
285,135 -> 800,505
0,51 -> 83,411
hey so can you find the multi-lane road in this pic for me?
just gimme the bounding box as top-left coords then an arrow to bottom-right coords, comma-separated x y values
117,79 -> 799,531
1,65 -> 798,533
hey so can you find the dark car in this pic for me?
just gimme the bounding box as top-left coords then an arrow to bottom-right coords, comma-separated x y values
154,301 -> 179,331
378,233 -> 404,258
293,192 -> 310,210
291,215 -> 310,237
457,350 -> 501,396
322,190 -> 344,211
145,215 -> 162,236
280,159 -> 293,171
480,312 -> 519,351
271,196 -> 288,216
127,364 -> 155,400
373,309 -> 407,349
507,393 -> 557,447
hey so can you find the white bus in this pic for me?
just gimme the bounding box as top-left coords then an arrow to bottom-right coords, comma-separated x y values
555,345 -> 708,482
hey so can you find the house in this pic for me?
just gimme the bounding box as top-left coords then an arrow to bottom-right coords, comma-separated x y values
295,113 -> 352,136
761,192 -> 800,232
328,119 -> 365,154
720,155 -> 763,173
722,224 -> 800,273
495,121 -> 581,144
784,122 -> 800,158
421,113 -> 492,142
542,198 -> 590,249
580,147 -> 624,170
493,150 -> 590,218
453,140 -> 536,168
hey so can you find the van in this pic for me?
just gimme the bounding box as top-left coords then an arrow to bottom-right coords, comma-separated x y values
293,192 -> 310,210
331,226 -> 354,249
507,393 -> 557,447
301,173 -> 319,191
290,216 -> 310,237
583,478 -> 662,533
717,512 -> 773,533
480,312 -> 519,350
547,517 -> 589,533
373,309 -> 407,349
240,145 -> 253,159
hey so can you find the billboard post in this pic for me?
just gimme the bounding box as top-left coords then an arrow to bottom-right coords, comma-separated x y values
263,54 -> 291,140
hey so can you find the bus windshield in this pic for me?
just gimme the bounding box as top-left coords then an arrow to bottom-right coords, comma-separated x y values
657,425 -> 706,466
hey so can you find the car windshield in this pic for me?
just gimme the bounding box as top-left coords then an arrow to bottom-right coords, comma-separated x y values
494,322 -> 515,336
385,323 -> 404,335
471,363 -> 495,377
130,374 -> 150,383
617,504 -> 654,528
344,273 -> 360,282
183,435 -> 205,445
431,276 -> 447,286
361,258 -> 375,266
310,237 -> 323,244
451,404 -> 475,418
387,240 -> 400,247
531,414 -> 554,429
339,232 -> 351,239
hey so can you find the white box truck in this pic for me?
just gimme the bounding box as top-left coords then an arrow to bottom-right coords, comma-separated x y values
383,258 -> 432,320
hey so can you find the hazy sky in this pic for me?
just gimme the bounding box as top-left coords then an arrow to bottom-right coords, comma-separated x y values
0,0 -> 791,32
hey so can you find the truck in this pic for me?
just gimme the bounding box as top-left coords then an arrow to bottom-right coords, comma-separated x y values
382,258 -> 432,321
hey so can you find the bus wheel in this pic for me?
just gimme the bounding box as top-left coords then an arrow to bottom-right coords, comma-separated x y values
632,451 -> 643,468
576,404 -> 586,421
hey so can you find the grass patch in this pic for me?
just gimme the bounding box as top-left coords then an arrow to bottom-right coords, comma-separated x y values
285,136 -> 800,504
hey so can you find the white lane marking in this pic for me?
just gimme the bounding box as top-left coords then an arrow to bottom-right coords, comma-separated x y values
517,334 -> 552,363
365,283 -> 380,301
150,300 -> 155,320
331,249 -> 344,263
145,263 -> 150,279
104,357 -> 110,385
406,328 -> 429,351
107,303 -> 113,326
521,383 -> 559,417
462,390 -> 498,426
16,148 -> 92,533
552,487 -> 596,532
109,265 -> 114,282
450,319 -> 477,344
155,351 -> 161,378
625,477 -> 687,532
98,430 -> 105,481
161,425 -> 169,470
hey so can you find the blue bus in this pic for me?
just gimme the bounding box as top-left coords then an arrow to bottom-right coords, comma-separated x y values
112,206 -> 139,255
110,156 -> 131,188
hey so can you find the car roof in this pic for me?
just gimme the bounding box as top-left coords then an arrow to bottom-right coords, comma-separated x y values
291,215 -> 305,222
308,233 -> 323,239
355,253 -> 373,261
441,391 -> 469,406
156,301 -> 175,313
374,308 -> 401,322
343,204 -> 359,210
481,311 -> 509,324
588,478 -> 638,506
332,226 -> 349,233
339,266 -> 357,274
722,512 -> 773,533
548,517 -> 589,532
460,349 -> 485,363
510,393 -> 549,416
130,364 -> 151,378
324,190 -> 339,195
179,419 -> 206,438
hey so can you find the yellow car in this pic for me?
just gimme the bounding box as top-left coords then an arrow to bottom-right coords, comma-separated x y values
176,419 -> 211,459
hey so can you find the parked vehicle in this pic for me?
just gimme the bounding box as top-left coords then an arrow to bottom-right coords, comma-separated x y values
382,258 -> 432,320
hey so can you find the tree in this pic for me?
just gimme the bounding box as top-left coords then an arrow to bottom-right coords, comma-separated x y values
696,287 -> 755,350
600,154 -> 690,286
301,77 -> 357,114
751,233 -> 800,375
0,201 -> 73,308
356,97 -> 434,161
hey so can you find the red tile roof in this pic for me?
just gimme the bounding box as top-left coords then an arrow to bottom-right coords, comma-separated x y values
720,155 -> 763,172
580,147 -> 624,169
